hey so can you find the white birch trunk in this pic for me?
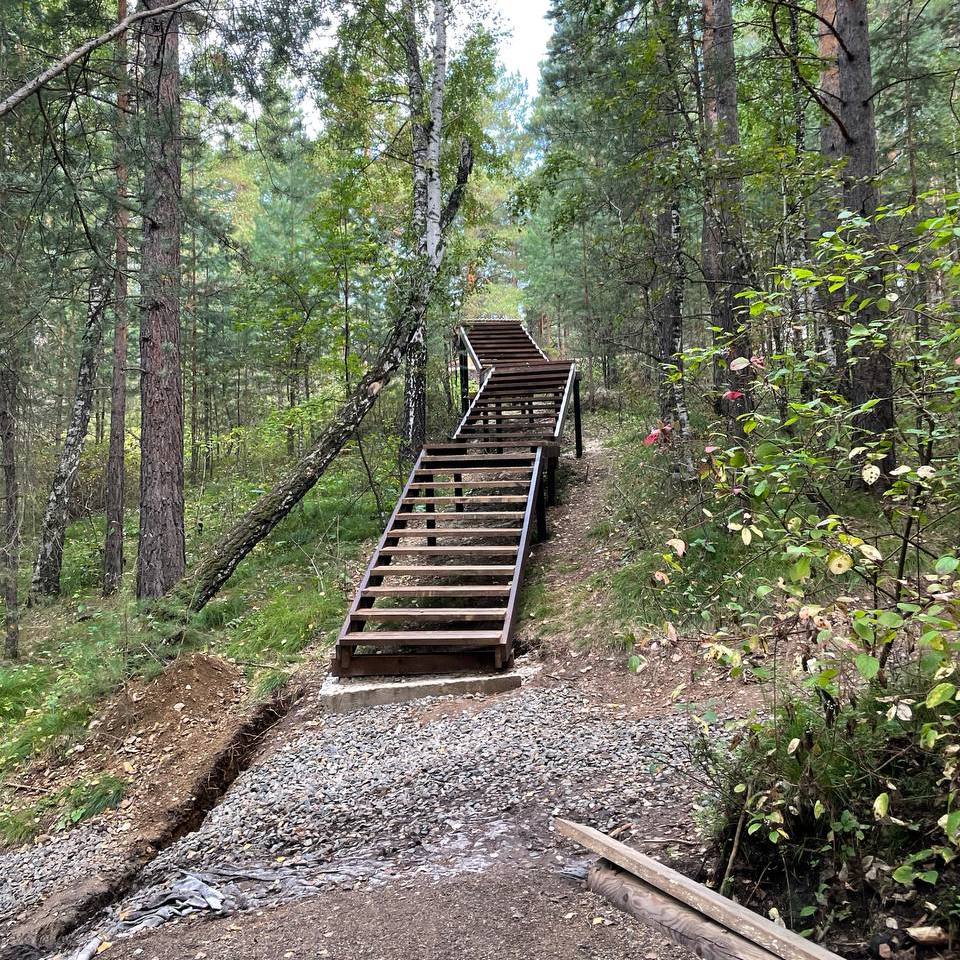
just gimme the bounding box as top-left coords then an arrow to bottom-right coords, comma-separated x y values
30,275 -> 108,600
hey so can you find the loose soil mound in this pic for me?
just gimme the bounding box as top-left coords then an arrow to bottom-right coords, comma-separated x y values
0,654 -> 257,954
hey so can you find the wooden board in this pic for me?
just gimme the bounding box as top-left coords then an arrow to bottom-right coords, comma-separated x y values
555,820 -> 842,960
587,862 -> 777,960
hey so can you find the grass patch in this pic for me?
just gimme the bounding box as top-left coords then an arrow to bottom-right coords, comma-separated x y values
0,450 -> 393,773
0,774 -> 127,847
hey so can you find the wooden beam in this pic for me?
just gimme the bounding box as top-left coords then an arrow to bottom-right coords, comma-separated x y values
555,820 -> 843,960
587,862 -> 777,960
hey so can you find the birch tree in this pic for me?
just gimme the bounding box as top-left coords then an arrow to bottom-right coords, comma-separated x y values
30,276 -> 108,600
401,0 -> 448,459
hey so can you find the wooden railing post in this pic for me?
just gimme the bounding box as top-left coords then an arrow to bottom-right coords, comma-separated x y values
458,334 -> 469,415
536,469 -> 547,542
573,374 -> 583,459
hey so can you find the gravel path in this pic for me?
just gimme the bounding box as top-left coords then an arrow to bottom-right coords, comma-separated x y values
60,677 -> 699,954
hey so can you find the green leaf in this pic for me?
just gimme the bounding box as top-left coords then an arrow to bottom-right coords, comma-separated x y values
892,865 -> 916,885
789,557 -> 811,582
926,682 -> 957,709
873,792 -> 889,819
854,654 -> 880,681
756,441 -> 779,461
939,809 -> 960,838
935,555 -> 959,574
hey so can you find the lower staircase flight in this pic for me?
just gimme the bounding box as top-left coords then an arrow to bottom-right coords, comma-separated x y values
332,319 -> 582,677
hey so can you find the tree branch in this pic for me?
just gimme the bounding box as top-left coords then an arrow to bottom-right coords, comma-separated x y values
0,0 -> 199,119
769,2 -> 852,144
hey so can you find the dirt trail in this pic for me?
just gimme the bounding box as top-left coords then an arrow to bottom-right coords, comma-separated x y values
7,431 -> 713,960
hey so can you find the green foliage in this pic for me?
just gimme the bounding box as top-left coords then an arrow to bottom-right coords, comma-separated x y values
1,445 -> 391,771
54,775 -> 127,830
0,775 -> 127,847
698,654 -> 960,931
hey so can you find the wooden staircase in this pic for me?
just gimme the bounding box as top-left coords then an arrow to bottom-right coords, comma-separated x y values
332,320 -> 581,677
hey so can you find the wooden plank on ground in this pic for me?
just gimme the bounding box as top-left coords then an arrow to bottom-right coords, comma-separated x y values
586,862 -> 776,960
555,819 -> 843,960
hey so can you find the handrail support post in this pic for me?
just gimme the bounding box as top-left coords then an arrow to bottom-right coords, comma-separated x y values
573,374 -> 583,459
458,334 -> 469,415
536,468 -> 548,542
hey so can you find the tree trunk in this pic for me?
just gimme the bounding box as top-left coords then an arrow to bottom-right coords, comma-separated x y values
137,0 -> 185,599
817,0 -> 843,180
0,353 -> 19,659
836,0 -> 895,475
31,276 -> 107,601
701,0 -> 751,429
655,198 -> 694,480
104,0 -> 129,596
401,0 -> 447,459
175,140 -> 474,613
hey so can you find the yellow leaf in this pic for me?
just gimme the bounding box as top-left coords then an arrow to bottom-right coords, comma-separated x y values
862,464 -> 881,485
828,551 -> 853,575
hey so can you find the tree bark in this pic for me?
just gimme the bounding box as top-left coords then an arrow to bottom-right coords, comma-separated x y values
0,353 -> 19,659
175,140 -> 474,613
701,0 -> 751,429
104,0 -> 130,596
836,0 -> 895,475
31,275 -> 107,601
655,198 -> 694,480
817,0 -> 843,176
401,0 -> 447,459
137,0 -> 185,599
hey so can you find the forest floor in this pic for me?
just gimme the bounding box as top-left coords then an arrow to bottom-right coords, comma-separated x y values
1,424 -> 758,960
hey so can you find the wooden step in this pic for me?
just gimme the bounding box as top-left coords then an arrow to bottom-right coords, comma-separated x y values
414,466 -> 533,476
370,565 -> 515,576
401,495 -> 528,505
423,443 -> 538,452
386,527 -> 522,537
340,630 -> 503,645
378,545 -> 519,556
351,608 -> 507,620
420,452 -> 537,461
332,651 -> 504,676
406,481 -> 531,490
363,585 -> 513,597
394,510 -> 525,519
459,423 -> 554,433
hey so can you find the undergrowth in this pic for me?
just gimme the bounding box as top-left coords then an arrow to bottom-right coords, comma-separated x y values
0,774 -> 127,846
0,446 -> 396,773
